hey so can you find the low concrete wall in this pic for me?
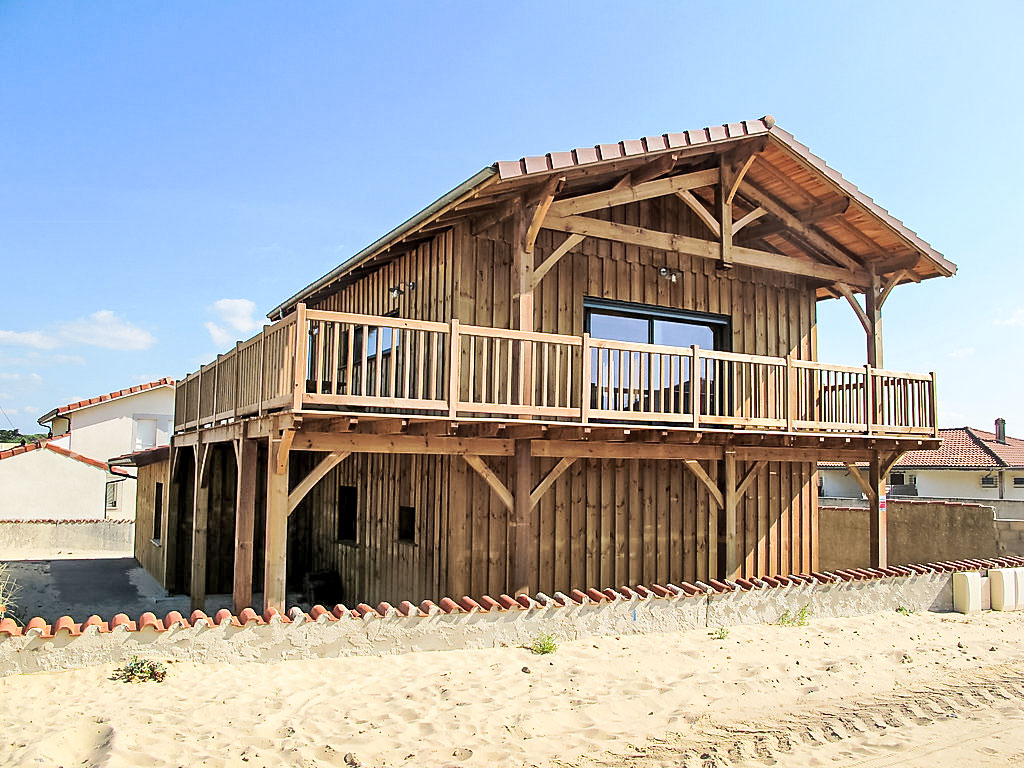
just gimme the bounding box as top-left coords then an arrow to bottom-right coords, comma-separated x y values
0,520 -> 133,555
0,572 -> 953,677
822,496 -> 1024,520
995,520 -> 1024,558
820,500 -> 998,571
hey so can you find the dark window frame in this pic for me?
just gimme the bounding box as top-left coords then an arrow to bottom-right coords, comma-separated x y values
583,297 -> 732,351
397,505 -> 415,544
152,481 -> 164,544
336,484 -> 359,543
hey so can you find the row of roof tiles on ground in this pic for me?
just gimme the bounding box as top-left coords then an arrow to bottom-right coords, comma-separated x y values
4,556 -> 1022,639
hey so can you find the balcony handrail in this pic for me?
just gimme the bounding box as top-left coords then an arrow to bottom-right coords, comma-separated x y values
173,305 -> 939,438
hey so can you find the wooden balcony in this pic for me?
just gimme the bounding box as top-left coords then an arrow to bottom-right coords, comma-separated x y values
173,304 -> 939,438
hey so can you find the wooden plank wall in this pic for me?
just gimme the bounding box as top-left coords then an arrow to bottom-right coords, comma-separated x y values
133,460 -> 170,585
271,192 -> 822,604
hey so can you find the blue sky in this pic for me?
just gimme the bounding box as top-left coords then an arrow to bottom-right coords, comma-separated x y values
1,2 -> 1022,435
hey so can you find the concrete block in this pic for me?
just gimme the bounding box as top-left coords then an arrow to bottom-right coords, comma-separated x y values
952,571 -> 982,614
989,569 -> 1017,611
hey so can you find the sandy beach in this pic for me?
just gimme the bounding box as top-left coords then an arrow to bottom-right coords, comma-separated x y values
2,609 -> 1024,767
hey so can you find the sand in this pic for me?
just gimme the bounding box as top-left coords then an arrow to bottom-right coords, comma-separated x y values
2,609 -> 1024,767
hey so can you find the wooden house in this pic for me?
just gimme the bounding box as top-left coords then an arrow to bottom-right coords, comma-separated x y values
157,116 -> 955,614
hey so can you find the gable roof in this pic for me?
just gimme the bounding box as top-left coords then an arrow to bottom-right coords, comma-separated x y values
821,427 -> 1024,471
271,115 -> 955,318
0,438 -> 128,475
38,377 -> 175,425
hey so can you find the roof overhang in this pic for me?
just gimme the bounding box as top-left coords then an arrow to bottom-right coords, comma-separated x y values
271,116 -> 955,317
108,445 -> 170,468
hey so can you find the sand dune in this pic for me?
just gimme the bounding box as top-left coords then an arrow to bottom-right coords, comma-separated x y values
2,610 -> 1024,767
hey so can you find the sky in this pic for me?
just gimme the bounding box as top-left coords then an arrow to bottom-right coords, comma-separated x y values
1,2 -> 1022,436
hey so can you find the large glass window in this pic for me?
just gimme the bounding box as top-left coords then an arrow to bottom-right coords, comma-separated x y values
584,298 -> 730,415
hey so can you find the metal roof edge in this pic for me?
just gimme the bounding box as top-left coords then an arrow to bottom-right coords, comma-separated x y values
269,166 -> 499,319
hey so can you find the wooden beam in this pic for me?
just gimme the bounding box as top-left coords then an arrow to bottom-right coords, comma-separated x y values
723,451 -> 739,579
877,269 -> 908,309
542,214 -> 870,287
263,436 -> 289,615
737,196 -> 850,241
533,440 -> 721,461
293,433 -> 515,456
531,233 -> 585,290
739,182 -> 864,271
732,206 -> 766,233
735,447 -> 873,463
869,452 -> 887,569
525,175 -> 565,254
725,152 -> 757,205
684,459 -> 724,508
736,460 -> 766,497
546,168 -> 718,217
275,428 -> 295,475
835,283 -> 871,334
190,443 -> 211,613
866,271 -> 883,368
675,190 -> 720,237
463,454 -> 514,511
232,438 -> 258,614
358,418 -> 409,435
288,451 -> 350,515
844,462 -> 877,503
511,440 -> 533,595
717,155 -> 735,267
629,153 -> 679,185
529,457 -> 577,509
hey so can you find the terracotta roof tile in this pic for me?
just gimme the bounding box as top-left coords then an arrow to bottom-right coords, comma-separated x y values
41,378 -> 175,421
820,426 -> 1024,469
0,438 -> 124,473
4,557 -> 1019,638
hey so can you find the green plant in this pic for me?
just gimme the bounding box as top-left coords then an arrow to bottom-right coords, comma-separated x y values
110,656 -> 168,683
778,604 -> 812,627
523,633 -> 558,655
895,605 -> 913,616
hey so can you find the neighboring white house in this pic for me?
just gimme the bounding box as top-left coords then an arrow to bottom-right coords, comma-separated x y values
0,379 -> 175,521
820,419 -> 1024,503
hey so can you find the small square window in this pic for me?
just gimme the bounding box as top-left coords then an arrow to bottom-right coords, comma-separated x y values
105,481 -> 119,509
398,505 -> 415,543
981,476 -> 997,488
153,482 -> 164,543
337,485 -> 358,542
889,472 -> 906,486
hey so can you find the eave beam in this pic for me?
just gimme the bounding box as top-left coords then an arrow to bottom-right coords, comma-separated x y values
542,214 -> 870,288
547,168 -> 718,218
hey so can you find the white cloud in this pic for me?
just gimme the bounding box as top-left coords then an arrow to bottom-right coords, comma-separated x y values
996,309 -> 1024,327
0,329 -> 59,349
947,347 -> 975,359
205,298 -> 262,347
22,405 -> 38,414
58,310 -> 156,351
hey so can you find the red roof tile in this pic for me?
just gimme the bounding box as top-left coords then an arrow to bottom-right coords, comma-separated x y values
0,438 -> 126,474
39,378 -> 175,423
820,426 -> 1024,469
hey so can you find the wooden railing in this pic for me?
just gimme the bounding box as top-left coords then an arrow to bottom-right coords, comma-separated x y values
174,305 -> 939,437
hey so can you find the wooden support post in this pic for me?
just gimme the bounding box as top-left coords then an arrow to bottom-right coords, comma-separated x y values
717,155 -> 734,269
512,204 -> 534,409
292,303 -> 308,412
869,451 -> 887,569
263,434 -> 290,615
510,439 -> 533,595
232,438 -> 258,613
190,443 -> 211,612
865,273 -> 883,369
723,450 -> 739,580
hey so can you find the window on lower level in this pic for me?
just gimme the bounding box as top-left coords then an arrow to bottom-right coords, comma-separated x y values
1014,477 -> 1024,488
153,482 -> 164,543
398,505 -> 415,543
336,485 -> 358,542
981,475 -> 997,488
105,481 -> 119,510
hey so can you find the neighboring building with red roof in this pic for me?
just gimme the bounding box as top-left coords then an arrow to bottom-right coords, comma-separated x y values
0,379 -> 174,522
820,419 -> 1024,502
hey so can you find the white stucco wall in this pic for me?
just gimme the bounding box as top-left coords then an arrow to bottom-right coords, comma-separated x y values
0,448 -> 110,522
820,466 -> 1024,502
63,387 -> 173,462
